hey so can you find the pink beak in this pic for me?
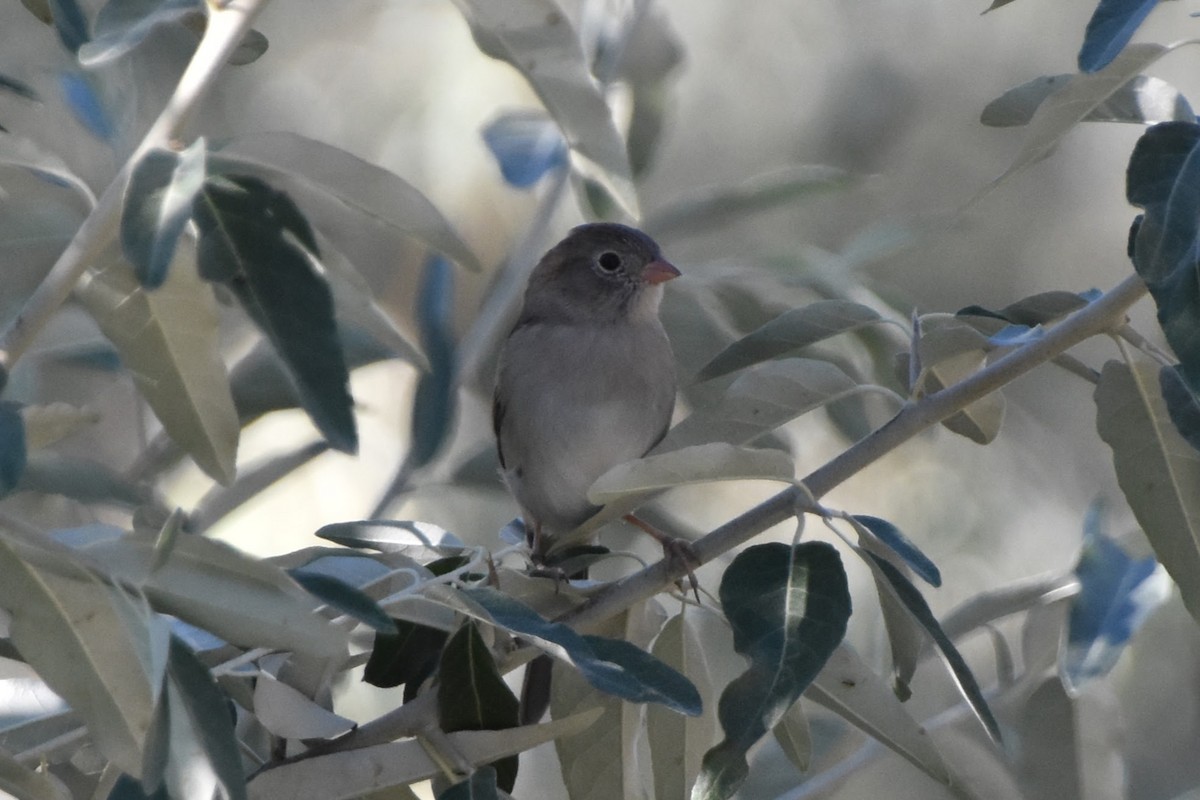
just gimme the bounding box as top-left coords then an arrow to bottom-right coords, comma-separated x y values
643,259 -> 681,285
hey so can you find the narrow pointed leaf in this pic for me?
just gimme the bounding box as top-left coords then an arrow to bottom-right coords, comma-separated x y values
363,619 -> 448,691
451,0 -> 638,216
1078,0 -> 1160,72
588,443 -> 794,505
438,623 -> 519,792
1095,359 -> 1200,623
461,587 -> 701,715
982,74 -> 1192,127
121,139 -> 207,288
0,402 -> 26,494
58,72 -> 113,140
193,174 -> 356,453
167,636 -> 247,800
695,542 -> 851,800
438,767 -> 499,800
48,0 -> 89,53
695,300 -> 881,381
288,569 -> 396,634
78,0 -> 201,67
861,551 -> 1002,744
851,515 -> 941,587
1162,364 -> 1200,451
254,672 -> 355,739
958,290 -> 1097,326
76,251 -> 238,485
0,131 -> 96,207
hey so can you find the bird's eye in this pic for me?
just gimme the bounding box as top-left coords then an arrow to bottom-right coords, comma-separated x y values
596,251 -> 622,272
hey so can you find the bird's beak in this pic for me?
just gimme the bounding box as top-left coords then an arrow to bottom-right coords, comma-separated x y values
643,259 -> 681,285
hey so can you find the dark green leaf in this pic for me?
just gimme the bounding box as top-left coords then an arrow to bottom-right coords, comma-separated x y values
410,255 -> 456,468
852,515 -> 941,587
121,140 -> 207,288
78,0 -> 200,66
462,587 -> 701,715
957,290 -> 1094,326
107,774 -> 169,800
48,0 -> 89,52
315,519 -> 466,552
1078,0 -> 1158,72
166,636 -> 246,800
1161,364 -> 1200,451
288,569 -> 396,634
862,551 -> 1002,743
363,619 -> 448,691
437,766 -> 499,800
1127,122 -> 1200,394
438,623 -> 519,792
695,543 -> 850,800
193,174 -> 356,453
0,402 -> 27,495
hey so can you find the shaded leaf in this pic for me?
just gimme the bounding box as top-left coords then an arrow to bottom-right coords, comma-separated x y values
438,767 -> 498,800
851,515 -> 941,587
0,131 -> 96,207
211,133 -> 480,272
0,73 -> 39,102
461,587 -> 701,715
1095,359 -> 1200,623
254,672 -> 355,739
862,551 -> 1002,743
451,0 -> 638,216
409,255 -> 456,468
773,701 -> 812,773
364,619 -> 448,693
288,569 -> 396,634
193,174 -> 356,453
0,402 -> 27,495
315,519 -> 466,552
58,72 -> 113,140
482,110 -> 568,188
958,290 -> 1096,326
1079,0 -> 1159,72
1161,364 -> 1200,451
48,0 -> 89,53
1062,503 -> 1168,693
121,139 -> 207,288
695,543 -> 850,800
695,300 -> 882,382
78,0 -> 200,67
588,443 -> 794,505
76,250 -> 238,485
438,623 -> 519,792
982,74 -> 1192,127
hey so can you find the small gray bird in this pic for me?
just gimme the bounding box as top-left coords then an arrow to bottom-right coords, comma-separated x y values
493,222 -> 680,559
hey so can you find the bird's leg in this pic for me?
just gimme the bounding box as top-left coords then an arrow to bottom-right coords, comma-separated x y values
623,514 -> 700,602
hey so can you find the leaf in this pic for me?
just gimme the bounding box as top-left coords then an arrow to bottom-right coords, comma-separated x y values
1161,364 -> 1200,451
1127,121 -> 1200,393
254,672 -> 355,739
165,636 -> 247,800
806,643 -> 951,786
1095,359 -> 1200,623
80,531 -> 350,658
988,42 -> 1190,192
363,619 -> 448,692
981,73 -> 1193,127
645,165 -> 851,238
588,443 -> 794,505
461,587 -> 701,715
18,0 -> 53,24
76,249 -> 238,485
48,0 -> 89,53
288,569 -> 397,634
694,542 -> 850,800
245,709 -> 603,800
57,71 -> 114,140
437,767 -> 498,800
958,290 -> 1098,326
0,542 -> 166,776
409,255 -> 457,468
121,139 -> 207,288
193,174 -> 356,453
924,350 -> 1005,445
861,551 -> 1002,743
1062,503 -> 1168,693
0,402 -> 26,495
0,73 -> 39,102
1078,0 -> 1160,72
210,133 -> 480,272
694,300 -> 882,382
0,131 -> 97,207
451,0 -> 638,216
773,701 -> 812,773
78,0 -> 200,67
657,358 -> 859,453
315,519 -> 466,552
437,623 -> 520,792
851,515 -> 941,587
481,110 -> 568,188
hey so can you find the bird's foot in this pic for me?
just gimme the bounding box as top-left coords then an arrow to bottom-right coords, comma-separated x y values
623,514 -> 701,602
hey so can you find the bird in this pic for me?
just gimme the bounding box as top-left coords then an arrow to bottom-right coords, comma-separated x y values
492,222 -> 681,563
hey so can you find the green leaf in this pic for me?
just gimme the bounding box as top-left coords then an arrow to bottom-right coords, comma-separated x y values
851,515 -> 941,587
437,767 -> 499,800
644,166 -> 851,239
1161,364 -> 1200,451
210,133 -> 480,272
1095,359 -> 1200,623
695,543 -> 850,800
773,701 -> 812,773
658,358 -> 858,452
76,251 -> 238,485
981,73 -> 1193,128
193,174 -> 356,453
364,619 -> 449,695
77,0 -> 200,67
451,0 -> 638,216
409,256 -> 456,468
288,569 -> 397,634
588,443 -> 794,505
0,131 -> 96,207
80,532 -> 350,658
438,623 -> 519,792
121,139 -> 207,288
165,636 -> 247,800
461,587 -> 701,715
957,290 -> 1095,326
0,402 -> 26,495
694,300 -> 882,382
860,551 -> 1002,743
0,541 -> 166,776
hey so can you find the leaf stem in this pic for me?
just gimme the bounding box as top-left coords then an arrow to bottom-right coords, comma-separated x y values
564,272 -> 1149,631
0,0 -> 268,376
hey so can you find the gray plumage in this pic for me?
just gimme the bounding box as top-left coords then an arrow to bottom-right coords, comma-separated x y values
493,223 -> 679,549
